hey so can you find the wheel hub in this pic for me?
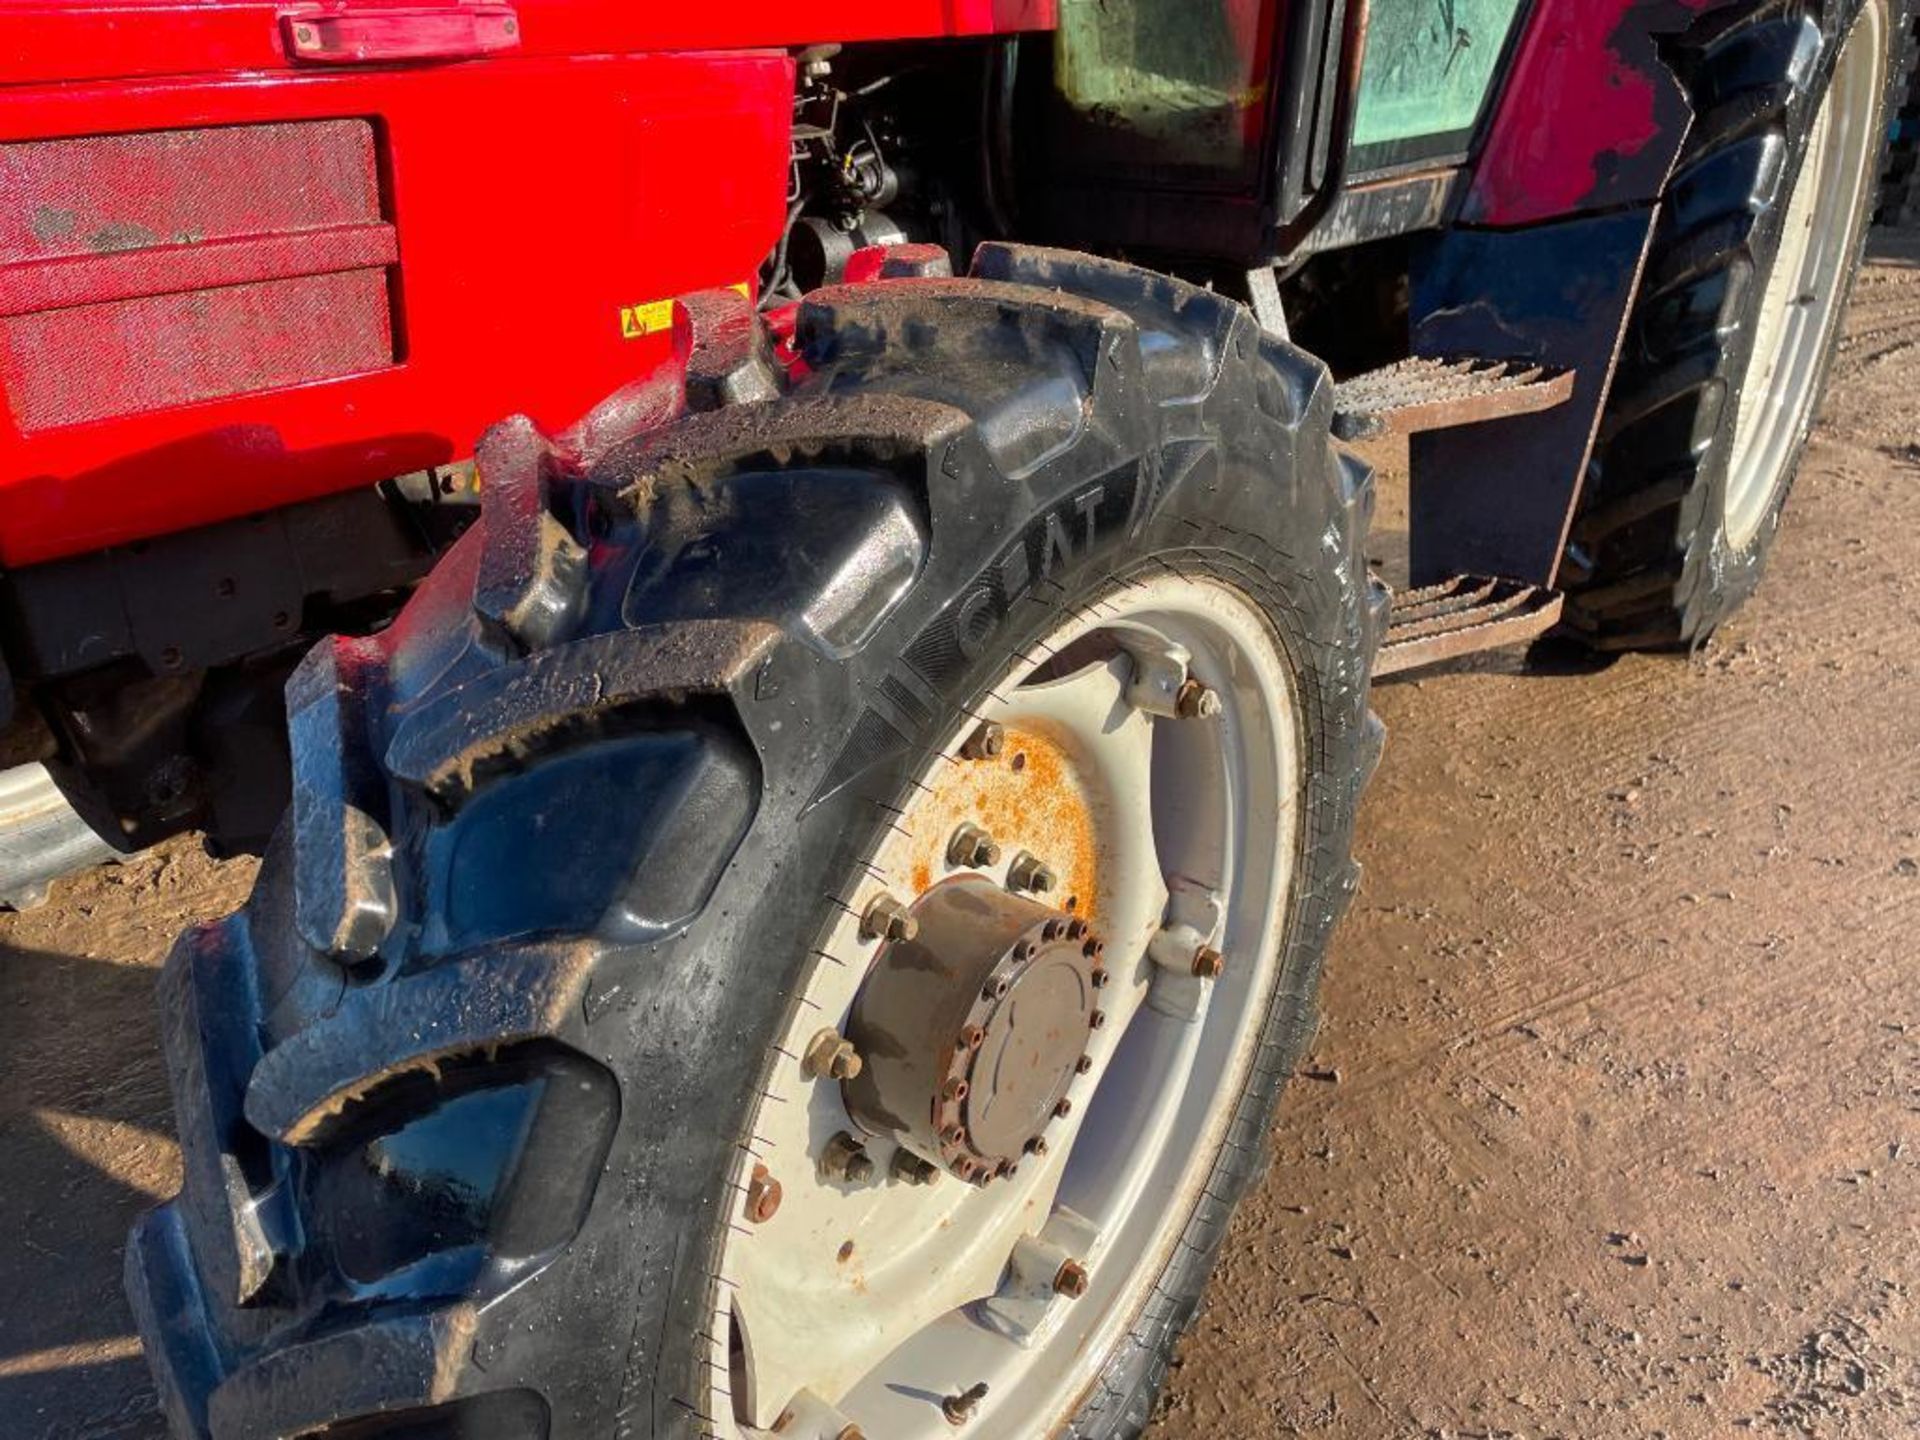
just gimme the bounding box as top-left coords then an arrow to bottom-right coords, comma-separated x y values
843,877 -> 1106,1184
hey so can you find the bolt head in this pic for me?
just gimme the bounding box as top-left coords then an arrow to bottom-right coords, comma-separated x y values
745,1164 -> 782,1223
1053,1259 -> 1090,1298
961,722 -> 1006,760
1053,1097 -> 1073,1119
1192,946 -> 1225,979
1024,1135 -> 1048,1156
861,892 -> 917,943
1075,1054 -> 1093,1074
1089,1009 -> 1106,1030
1176,678 -> 1221,719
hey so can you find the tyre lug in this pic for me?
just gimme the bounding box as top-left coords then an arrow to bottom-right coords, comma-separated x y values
960,721 -> 1005,760
1075,1054 -> 1093,1074
1175,677 -> 1222,719
744,1163 -> 782,1223
860,892 -> 917,943
821,1131 -> 876,1185
942,1382 -> 990,1425
1192,945 -> 1225,979
891,1148 -> 941,1185
1053,1097 -> 1073,1119
803,1028 -> 864,1081
1024,1135 -> 1048,1156
947,823 -> 1001,869
1006,851 -> 1057,893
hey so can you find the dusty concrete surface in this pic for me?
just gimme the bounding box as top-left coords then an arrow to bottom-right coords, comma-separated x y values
2,242 -> 1917,1440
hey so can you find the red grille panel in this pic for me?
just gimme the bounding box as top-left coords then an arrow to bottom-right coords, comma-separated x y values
0,119 -> 396,431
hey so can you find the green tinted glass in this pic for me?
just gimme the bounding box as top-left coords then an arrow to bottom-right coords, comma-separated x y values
1352,0 -> 1528,154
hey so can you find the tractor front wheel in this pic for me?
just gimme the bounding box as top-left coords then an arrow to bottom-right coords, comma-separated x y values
127,247 -> 1385,1440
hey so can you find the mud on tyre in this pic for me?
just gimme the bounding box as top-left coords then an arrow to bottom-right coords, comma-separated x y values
127,245 -> 1384,1439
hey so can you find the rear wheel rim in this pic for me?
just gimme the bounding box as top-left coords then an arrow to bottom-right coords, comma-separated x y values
710,571 -> 1302,1437
1723,0 -> 1888,549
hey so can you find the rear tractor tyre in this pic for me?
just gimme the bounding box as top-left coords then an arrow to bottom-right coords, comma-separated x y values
1563,0 -> 1903,650
126,246 -> 1386,1439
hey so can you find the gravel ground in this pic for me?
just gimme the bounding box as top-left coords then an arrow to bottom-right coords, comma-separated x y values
3,239 -> 1917,1440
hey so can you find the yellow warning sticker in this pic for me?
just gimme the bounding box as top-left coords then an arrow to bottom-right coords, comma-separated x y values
618,283 -> 753,340
619,299 -> 675,340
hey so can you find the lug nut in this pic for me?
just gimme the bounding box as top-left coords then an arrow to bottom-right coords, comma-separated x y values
1053,1097 -> 1073,1119
891,1148 -> 940,1185
1053,1259 -> 1090,1298
1006,851 -> 1058,894
1175,678 -> 1222,719
942,1382 -> 990,1425
982,975 -> 1010,1001
822,1131 -> 876,1184
948,823 -> 1002,870
1089,1009 -> 1106,1029
803,1028 -> 864,1082
744,1163 -> 782,1223
960,1024 -> 986,1050
860,891 -> 918,943
1024,1135 -> 1048,1156
960,722 -> 1006,760
1192,946 -> 1225,979
1075,1054 -> 1093,1074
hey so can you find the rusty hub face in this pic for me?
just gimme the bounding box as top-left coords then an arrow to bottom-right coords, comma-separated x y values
842,876 -> 1105,1184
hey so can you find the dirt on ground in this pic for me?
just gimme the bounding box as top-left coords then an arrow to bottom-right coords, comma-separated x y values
3,240 -> 1918,1440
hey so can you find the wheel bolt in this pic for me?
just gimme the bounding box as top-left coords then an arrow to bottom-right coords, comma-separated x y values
891,1149 -> 940,1185
860,891 -> 917,943
803,1028 -> 864,1081
1053,1259 -> 1090,1298
1089,1009 -> 1106,1029
1024,1135 -> 1048,1156
948,823 -> 1001,869
941,1077 -> 969,1101
822,1131 -> 875,1184
960,1024 -> 986,1050
1090,967 -> 1109,988
744,1163 -> 782,1223
942,1382 -> 990,1424
1053,1097 -> 1073,1119
1075,1054 -> 1093,1074
1192,946 -> 1225,979
1175,677 -> 1221,719
1006,851 -> 1057,893
960,722 -> 1006,760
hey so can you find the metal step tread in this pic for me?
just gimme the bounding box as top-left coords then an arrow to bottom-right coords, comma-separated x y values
1374,575 -> 1563,677
1333,356 -> 1575,441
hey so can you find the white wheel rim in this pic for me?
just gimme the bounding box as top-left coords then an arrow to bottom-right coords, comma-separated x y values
1724,0 -> 1888,549
709,572 -> 1303,1438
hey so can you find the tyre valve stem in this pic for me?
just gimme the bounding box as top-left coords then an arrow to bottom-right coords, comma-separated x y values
942,1382 -> 990,1425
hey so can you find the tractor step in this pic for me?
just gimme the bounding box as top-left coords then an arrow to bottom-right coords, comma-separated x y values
1332,357 -> 1575,442
1373,575 -> 1564,677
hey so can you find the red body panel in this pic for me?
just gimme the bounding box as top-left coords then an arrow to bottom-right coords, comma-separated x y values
1464,0 -> 1735,227
0,1 -> 1054,567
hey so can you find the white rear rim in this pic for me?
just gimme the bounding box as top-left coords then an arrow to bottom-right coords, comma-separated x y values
1724,0 -> 1888,548
709,572 -> 1302,1438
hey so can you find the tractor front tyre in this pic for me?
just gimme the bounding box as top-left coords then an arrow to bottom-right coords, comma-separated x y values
1563,0 -> 1903,650
126,247 -> 1386,1440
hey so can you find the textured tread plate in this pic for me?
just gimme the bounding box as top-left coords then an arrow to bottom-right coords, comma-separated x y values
1332,356 -> 1575,441
1373,574 -> 1564,676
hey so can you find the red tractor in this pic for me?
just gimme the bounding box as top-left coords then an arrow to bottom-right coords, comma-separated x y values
0,1 -> 1910,1435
